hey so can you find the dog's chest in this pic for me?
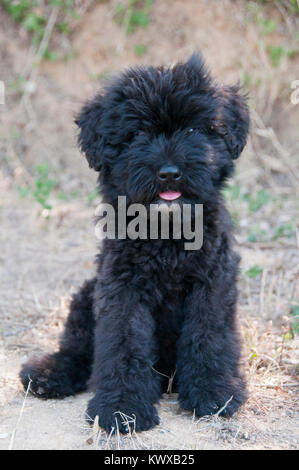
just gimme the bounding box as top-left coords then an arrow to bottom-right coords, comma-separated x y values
141,241 -> 195,294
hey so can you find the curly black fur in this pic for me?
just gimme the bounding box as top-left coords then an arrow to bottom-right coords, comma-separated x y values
20,53 -> 250,434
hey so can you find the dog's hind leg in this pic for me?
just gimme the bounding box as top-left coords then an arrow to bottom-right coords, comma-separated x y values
20,278 -> 96,399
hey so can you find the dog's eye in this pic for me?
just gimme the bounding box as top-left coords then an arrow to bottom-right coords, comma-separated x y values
208,121 -> 227,136
131,130 -> 146,139
126,130 -> 145,142
187,128 -> 198,134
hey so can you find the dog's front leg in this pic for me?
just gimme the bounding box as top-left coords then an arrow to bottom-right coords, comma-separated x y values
177,281 -> 247,418
86,279 -> 161,434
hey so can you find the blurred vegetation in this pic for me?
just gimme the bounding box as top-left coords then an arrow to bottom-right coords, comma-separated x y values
244,0 -> 299,69
1,0 -> 298,63
289,302 -> 299,337
1,0 -> 155,58
1,0 -> 80,60
16,161 -> 101,214
17,162 -> 58,212
114,0 -> 152,33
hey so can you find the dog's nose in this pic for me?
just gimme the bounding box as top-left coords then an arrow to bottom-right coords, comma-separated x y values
158,164 -> 181,182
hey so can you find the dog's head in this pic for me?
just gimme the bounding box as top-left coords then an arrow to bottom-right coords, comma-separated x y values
75,53 -> 249,206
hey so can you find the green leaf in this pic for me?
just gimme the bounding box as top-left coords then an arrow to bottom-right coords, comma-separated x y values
259,18 -> 276,35
245,265 -> 263,278
271,222 -> 294,240
22,13 -> 45,32
248,224 -> 267,243
244,190 -> 270,212
283,332 -> 293,340
35,163 -> 49,177
134,44 -> 147,56
222,184 -> 241,201
43,49 -> 59,62
57,21 -> 70,34
131,10 -> 149,27
290,304 -> 299,335
286,49 -> 298,58
268,45 -> 284,67
17,186 -> 31,198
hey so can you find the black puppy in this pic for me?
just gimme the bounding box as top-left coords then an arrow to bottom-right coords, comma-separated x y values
20,53 -> 249,434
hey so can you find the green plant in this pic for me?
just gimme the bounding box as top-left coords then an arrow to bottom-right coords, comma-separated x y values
31,163 -> 57,210
241,72 -> 252,89
17,186 -> 31,198
42,48 -> 59,61
134,43 -> 147,56
246,1 -> 298,68
268,45 -> 285,67
244,189 -> 271,212
9,75 -> 26,93
222,184 -> 241,202
56,20 -> 70,34
258,17 -> 276,35
87,189 -> 99,206
248,224 -> 267,243
115,0 -> 153,34
246,2 -> 276,35
2,0 -> 80,60
2,0 -> 46,43
17,162 -> 57,211
57,189 -> 80,201
2,0 -> 34,22
271,222 -> 294,240
289,303 -> 299,337
289,0 -> 299,15
245,265 -> 263,278
284,302 -> 299,339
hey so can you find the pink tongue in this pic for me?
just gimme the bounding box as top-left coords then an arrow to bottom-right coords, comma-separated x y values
159,191 -> 182,201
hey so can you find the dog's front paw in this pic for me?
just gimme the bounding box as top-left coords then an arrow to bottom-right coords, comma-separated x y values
180,384 -> 247,418
196,397 -> 239,417
86,394 -> 160,434
20,355 -> 76,399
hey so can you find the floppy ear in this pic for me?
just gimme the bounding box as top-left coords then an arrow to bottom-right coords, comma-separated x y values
75,94 -> 104,171
213,85 -> 250,160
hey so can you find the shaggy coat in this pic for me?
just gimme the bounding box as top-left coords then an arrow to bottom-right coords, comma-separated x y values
21,54 -> 250,433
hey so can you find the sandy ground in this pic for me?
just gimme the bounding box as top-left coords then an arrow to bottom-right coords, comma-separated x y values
0,0 -> 298,450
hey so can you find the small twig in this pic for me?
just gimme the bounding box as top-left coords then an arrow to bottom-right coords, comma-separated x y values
8,377 -> 32,450
252,110 -> 299,186
167,369 -> 176,394
215,395 -> 233,417
256,383 -> 299,388
260,268 -> 267,318
66,0 -> 95,34
275,1 -> 297,35
242,241 -> 296,249
105,425 -> 115,450
151,366 -> 176,394
233,423 -> 243,441
114,414 -> 121,450
35,7 -> 60,64
20,6 -> 60,114
279,334 -> 286,366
